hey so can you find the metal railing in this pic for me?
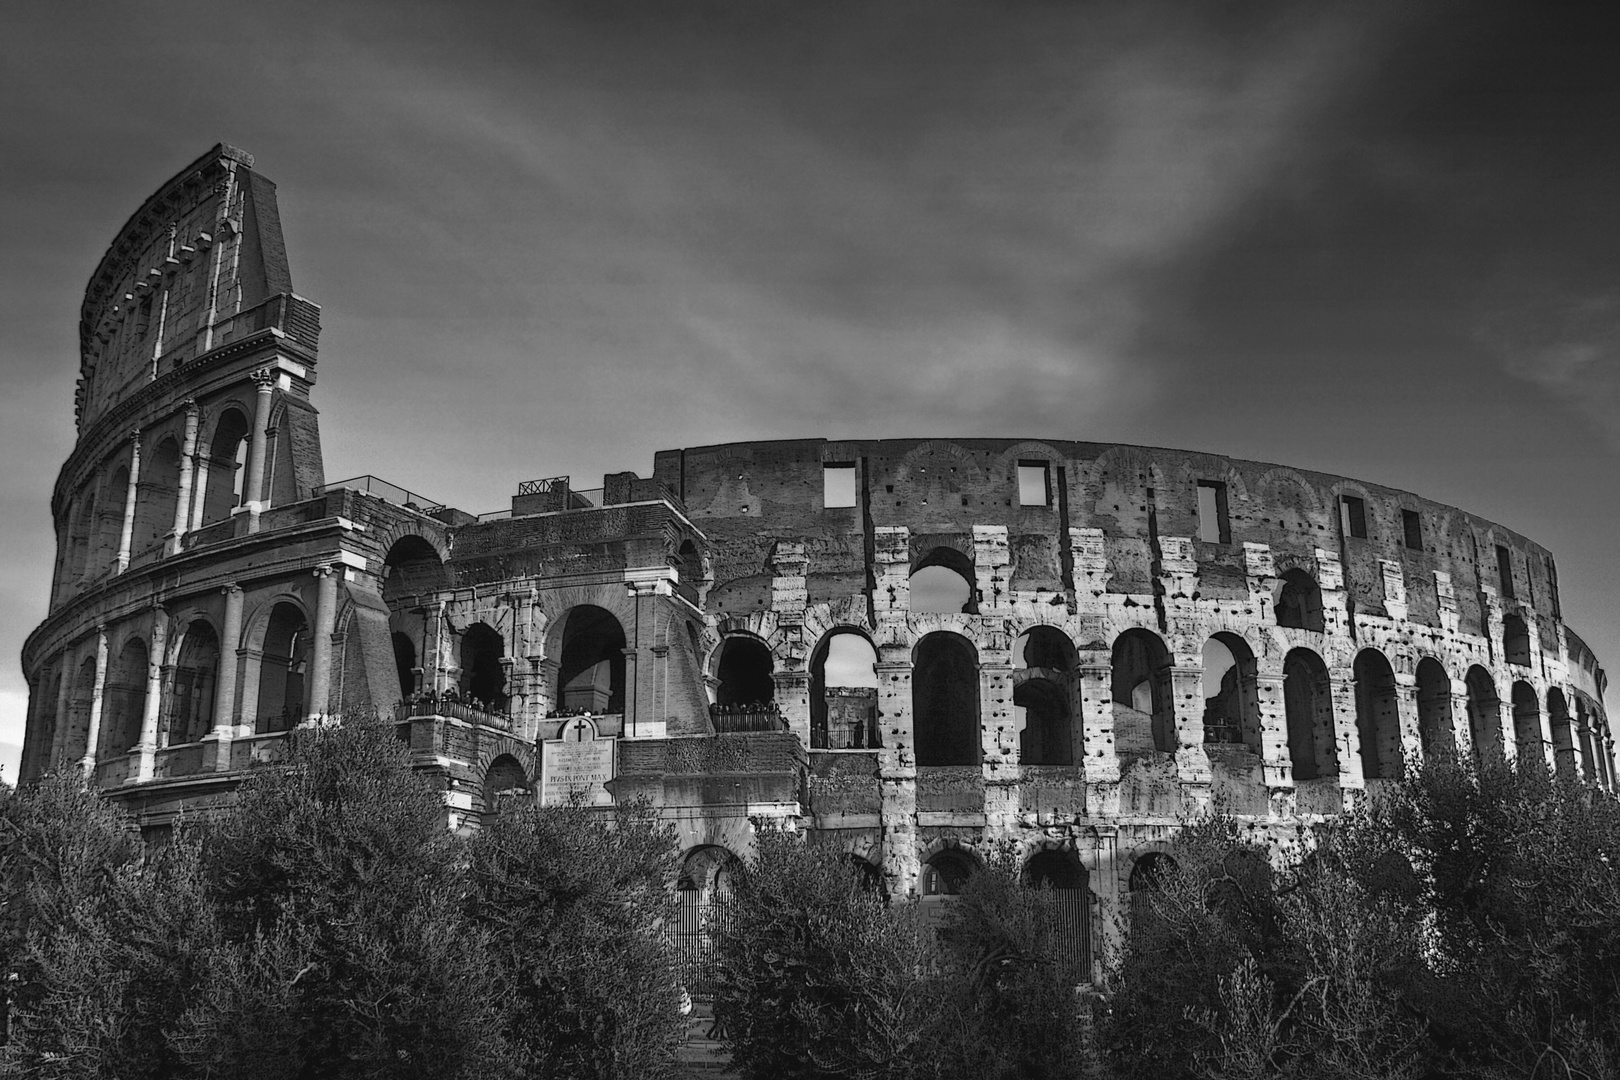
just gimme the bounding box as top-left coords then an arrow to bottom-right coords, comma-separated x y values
709,702 -> 787,734
316,475 -> 445,514
393,696 -> 513,731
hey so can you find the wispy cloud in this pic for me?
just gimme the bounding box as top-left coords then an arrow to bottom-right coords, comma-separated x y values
1480,290 -> 1620,446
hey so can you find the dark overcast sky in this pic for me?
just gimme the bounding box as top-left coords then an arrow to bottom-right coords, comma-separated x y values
3,0 -> 1619,778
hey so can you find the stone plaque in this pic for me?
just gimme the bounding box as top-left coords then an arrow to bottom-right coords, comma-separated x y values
541,716 -> 616,806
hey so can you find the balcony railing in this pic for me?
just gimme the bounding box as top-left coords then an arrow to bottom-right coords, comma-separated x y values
393,694 -> 513,732
316,475 -> 446,515
709,701 -> 787,734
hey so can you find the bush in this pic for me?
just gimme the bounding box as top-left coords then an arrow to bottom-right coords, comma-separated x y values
466,797 -> 685,1079
713,827 -> 939,1080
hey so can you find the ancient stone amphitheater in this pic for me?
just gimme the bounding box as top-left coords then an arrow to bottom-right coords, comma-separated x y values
20,146 -> 1614,970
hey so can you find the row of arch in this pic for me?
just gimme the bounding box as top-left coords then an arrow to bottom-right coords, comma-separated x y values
35,600 -> 313,768
58,404 -> 254,593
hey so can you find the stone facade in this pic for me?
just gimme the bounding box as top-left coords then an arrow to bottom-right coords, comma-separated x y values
19,148 -> 1618,969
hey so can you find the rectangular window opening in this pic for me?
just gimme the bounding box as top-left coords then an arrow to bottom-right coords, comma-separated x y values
1196,480 -> 1230,544
1018,461 -> 1051,507
823,462 -> 857,508
1401,509 -> 1423,551
1496,544 -> 1516,599
1340,495 -> 1368,539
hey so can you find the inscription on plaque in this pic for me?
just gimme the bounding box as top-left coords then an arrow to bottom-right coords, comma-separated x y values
541,716 -> 616,806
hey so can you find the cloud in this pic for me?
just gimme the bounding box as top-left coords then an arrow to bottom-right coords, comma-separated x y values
1479,290 -> 1620,446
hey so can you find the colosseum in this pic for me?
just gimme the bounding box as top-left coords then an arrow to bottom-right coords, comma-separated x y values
18,145 -> 1616,970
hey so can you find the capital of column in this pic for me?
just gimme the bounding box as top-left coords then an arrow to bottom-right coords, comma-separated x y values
221,582 -> 243,598
250,367 -> 276,389
129,427 -> 142,447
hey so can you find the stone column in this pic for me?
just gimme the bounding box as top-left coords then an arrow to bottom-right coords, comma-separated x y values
208,584 -> 244,770
1393,673 -> 1422,766
1330,672 -> 1364,793
306,564 -> 339,722
168,401 -> 200,555
80,627 -> 109,776
135,609 -> 169,782
424,602 -> 445,695
242,367 -> 275,533
1169,663 -> 1212,784
1078,663 -> 1119,784
1254,672 -> 1292,787
115,431 -> 142,573
1449,680 -> 1474,757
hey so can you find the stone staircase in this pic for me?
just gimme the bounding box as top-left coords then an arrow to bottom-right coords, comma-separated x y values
672,1000 -> 738,1078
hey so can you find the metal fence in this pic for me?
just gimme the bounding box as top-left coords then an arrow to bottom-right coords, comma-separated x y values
674,892 -> 737,999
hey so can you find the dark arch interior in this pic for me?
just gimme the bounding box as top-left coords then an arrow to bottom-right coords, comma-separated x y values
1502,614 -> 1532,668
1024,850 -> 1086,890
913,632 -> 980,766
256,603 -> 309,733
1275,569 -> 1325,633
482,754 -> 530,813
459,623 -> 507,709
1283,648 -> 1333,781
923,850 -> 977,896
392,632 -> 417,701
106,638 -> 149,756
1547,685 -> 1577,777
134,436 -> 182,558
1129,852 -> 1179,893
716,636 -> 775,706
1112,629 -> 1174,753
1465,666 -> 1504,765
1016,677 -> 1071,766
201,409 -> 253,526
169,620 -> 220,745
558,606 -> 626,714
1415,658 -> 1454,757
1353,649 -> 1401,780
383,535 -> 448,605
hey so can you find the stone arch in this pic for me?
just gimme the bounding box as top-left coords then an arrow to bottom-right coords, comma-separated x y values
132,434 -> 182,558
104,636 -> 149,758
809,627 -> 879,750
1464,665 -> 1505,766
166,618 -> 220,745
1202,632 -> 1261,753
66,489 -> 97,585
912,631 -> 980,766
556,605 -> 626,715
909,546 -> 977,615
61,655 -> 99,765
1013,625 -> 1077,766
715,634 -> 775,707
94,463 -> 129,575
458,622 -> 507,710
1112,627 -> 1175,756
1510,680 -> 1544,769
921,845 -> 981,898
253,601 -> 311,733
198,405 -> 252,527
481,753 -> 531,814
677,844 -> 743,896
1415,657 -> 1455,758
1283,647 -> 1335,782
382,534 -> 449,605
1353,648 -> 1402,780
1023,848 -> 1087,890
1547,685 -> 1577,778
1274,569 -> 1325,633
1256,467 -> 1325,516
1501,614 -> 1531,668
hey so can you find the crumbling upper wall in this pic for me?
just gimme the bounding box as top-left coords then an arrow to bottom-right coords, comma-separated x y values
653,437 -> 1564,633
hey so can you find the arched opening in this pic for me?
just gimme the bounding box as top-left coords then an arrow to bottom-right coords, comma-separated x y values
1202,633 -> 1260,751
676,845 -> 743,999
391,632 -> 417,701
382,536 -> 447,606
716,636 -> 775,706
1274,569 -> 1325,633
810,629 -> 879,750
1548,686 -> 1577,778
1112,628 -> 1175,755
133,436 -> 181,558
256,603 -> 309,733
67,492 -> 96,585
1013,626 -> 1076,766
1576,713 -> 1598,783
912,632 -> 980,766
199,408 -> 252,526
1024,849 -> 1086,890
1415,658 -> 1455,758
482,754 -> 530,814
1509,680 -> 1542,769
1464,666 -> 1504,766
31,671 -> 62,775
1502,614 -> 1532,667
167,620 -> 219,745
922,849 -> 977,898
1283,648 -> 1335,782
104,638 -> 149,758
909,547 -> 977,614
458,623 -> 507,711
1129,851 -> 1180,927
557,606 -> 626,715
95,464 -> 129,574
62,657 -> 98,764
1353,649 -> 1402,780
